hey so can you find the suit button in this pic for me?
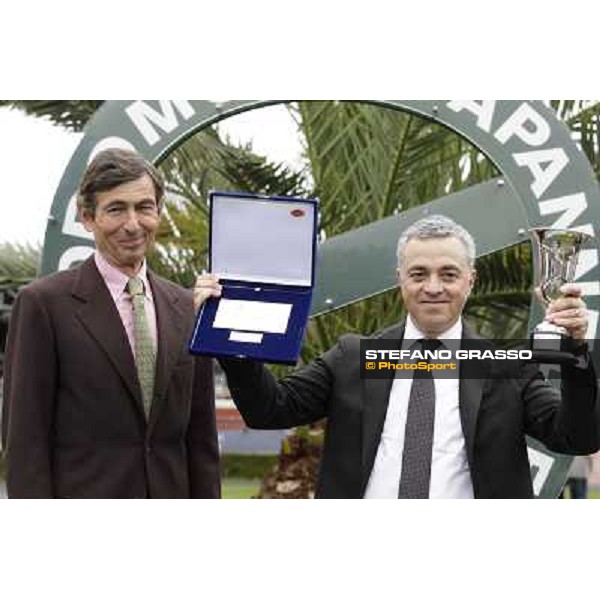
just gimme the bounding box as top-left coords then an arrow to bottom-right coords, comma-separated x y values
145,445 -> 152,455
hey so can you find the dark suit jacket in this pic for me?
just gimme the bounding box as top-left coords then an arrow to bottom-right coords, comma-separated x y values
1,256 -> 220,499
221,323 -> 600,498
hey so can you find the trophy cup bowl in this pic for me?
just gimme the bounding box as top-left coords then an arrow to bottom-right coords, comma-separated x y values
530,227 -> 592,362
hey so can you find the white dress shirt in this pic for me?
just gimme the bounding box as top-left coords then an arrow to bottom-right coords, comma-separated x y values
364,315 -> 474,499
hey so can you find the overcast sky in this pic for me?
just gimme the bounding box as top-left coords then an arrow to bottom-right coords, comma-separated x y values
0,103 -> 303,247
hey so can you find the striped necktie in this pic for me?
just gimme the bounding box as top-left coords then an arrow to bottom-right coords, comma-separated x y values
126,277 -> 156,418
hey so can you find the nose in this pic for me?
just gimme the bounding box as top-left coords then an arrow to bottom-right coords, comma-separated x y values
122,208 -> 141,232
423,277 -> 444,294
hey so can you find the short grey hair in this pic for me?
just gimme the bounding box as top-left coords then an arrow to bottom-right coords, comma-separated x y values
397,214 -> 476,268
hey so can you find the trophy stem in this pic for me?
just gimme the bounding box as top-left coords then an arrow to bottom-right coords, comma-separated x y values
532,320 -> 567,342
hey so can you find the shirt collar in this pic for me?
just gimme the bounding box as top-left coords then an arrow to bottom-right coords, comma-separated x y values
94,251 -> 152,301
404,314 -> 462,348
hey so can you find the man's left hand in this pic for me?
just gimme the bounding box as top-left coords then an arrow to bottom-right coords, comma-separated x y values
545,283 -> 588,340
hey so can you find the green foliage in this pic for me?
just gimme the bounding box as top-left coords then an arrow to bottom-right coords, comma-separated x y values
0,242 -> 40,282
293,101 -> 522,360
281,424 -> 324,454
148,123 -> 308,288
0,100 -> 103,132
552,100 -> 600,180
298,101 -> 499,236
221,478 -> 261,499
220,454 -> 277,479
466,242 -> 532,340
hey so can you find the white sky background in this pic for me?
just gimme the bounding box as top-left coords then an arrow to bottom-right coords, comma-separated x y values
0,108 -> 82,246
0,103 -> 304,246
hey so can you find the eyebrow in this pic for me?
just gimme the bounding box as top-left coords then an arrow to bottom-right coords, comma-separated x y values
440,265 -> 461,272
407,264 -> 462,273
103,199 -> 157,207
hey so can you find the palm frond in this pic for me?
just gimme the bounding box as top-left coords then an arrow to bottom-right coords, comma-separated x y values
150,126 -> 308,287
0,100 -> 103,131
0,242 -> 40,281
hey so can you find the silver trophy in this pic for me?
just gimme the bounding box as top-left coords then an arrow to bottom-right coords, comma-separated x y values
530,228 -> 592,358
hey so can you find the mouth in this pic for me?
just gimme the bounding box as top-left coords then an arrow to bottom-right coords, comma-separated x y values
119,237 -> 146,249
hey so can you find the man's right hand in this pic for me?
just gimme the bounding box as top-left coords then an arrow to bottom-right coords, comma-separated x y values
193,274 -> 222,313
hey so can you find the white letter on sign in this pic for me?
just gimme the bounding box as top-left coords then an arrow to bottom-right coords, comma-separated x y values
446,100 -> 496,132
527,447 -> 554,496
538,191 -> 588,228
494,103 -> 551,147
514,148 -> 569,198
125,100 -> 195,146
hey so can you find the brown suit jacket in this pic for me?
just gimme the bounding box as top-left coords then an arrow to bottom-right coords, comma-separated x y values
1,256 -> 220,498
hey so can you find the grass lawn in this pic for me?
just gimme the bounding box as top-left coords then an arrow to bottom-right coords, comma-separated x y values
222,478 -> 261,499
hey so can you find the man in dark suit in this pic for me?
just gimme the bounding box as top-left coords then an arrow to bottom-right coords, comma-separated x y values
194,214 -> 599,498
2,148 -> 220,498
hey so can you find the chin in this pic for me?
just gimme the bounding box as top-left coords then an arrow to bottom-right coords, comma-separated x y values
420,318 -> 451,334
116,253 -> 144,268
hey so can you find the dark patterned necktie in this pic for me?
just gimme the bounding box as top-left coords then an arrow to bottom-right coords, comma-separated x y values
126,277 -> 156,419
398,338 -> 441,499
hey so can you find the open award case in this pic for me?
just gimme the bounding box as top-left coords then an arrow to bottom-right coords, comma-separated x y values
189,190 -> 319,365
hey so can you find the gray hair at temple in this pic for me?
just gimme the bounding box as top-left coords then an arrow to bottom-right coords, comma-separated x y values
396,214 -> 476,268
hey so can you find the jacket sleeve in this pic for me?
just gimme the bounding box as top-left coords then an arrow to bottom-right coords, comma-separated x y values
2,287 -> 56,498
219,339 -> 346,430
186,355 -> 221,498
522,358 -> 600,455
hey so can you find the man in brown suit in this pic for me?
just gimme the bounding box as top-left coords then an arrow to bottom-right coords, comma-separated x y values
1,148 -> 220,498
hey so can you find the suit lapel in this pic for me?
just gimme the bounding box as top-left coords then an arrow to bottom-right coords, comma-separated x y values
147,273 -> 185,428
361,323 -> 405,493
72,257 -> 144,414
459,324 -> 487,471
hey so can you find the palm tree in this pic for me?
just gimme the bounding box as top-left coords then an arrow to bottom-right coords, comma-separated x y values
149,127 -> 307,287
0,241 -> 41,478
0,101 -> 103,131
0,242 -> 41,367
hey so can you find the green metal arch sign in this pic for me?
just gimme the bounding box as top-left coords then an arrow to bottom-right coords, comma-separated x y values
42,100 -> 600,498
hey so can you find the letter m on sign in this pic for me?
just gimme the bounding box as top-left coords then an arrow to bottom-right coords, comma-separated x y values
125,100 -> 196,145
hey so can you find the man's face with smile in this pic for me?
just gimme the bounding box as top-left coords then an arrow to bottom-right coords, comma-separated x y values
81,174 -> 161,277
398,236 -> 476,336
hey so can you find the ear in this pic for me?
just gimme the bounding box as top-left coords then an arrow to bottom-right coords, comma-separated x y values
397,267 -> 408,302
469,269 -> 477,290
80,207 -> 95,233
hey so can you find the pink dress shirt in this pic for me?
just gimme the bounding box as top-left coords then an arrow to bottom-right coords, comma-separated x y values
94,251 -> 158,355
